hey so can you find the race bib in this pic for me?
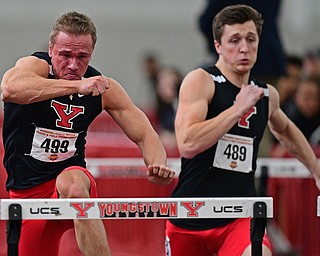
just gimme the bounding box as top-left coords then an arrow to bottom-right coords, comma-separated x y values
213,133 -> 253,173
29,127 -> 79,162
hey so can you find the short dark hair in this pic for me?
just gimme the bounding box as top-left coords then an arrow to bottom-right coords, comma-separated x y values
213,4 -> 263,43
49,11 -> 97,48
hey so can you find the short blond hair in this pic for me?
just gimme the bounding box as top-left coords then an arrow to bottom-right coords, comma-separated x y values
49,11 -> 97,48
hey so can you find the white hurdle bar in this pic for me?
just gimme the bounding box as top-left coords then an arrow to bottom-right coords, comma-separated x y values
0,197 -> 273,220
1,197 -> 273,256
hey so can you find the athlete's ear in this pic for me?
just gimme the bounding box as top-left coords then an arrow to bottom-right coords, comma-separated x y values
214,40 -> 221,55
48,42 -> 53,57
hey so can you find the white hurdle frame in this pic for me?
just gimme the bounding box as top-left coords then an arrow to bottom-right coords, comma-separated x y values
0,197 -> 273,220
1,197 -> 273,256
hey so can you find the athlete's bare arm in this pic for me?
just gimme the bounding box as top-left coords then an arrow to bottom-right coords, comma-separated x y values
1,56 -> 109,104
175,68 -> 264,159
268,84 -> 320,188
102,78 -> 175,185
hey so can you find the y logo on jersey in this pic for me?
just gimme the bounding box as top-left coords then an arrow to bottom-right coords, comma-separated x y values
51,100 -> 85,129
238,106 -> 256,129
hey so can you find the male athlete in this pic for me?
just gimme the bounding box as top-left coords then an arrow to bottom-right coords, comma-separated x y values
1,11 -> 175,256
165,5 -> 320,256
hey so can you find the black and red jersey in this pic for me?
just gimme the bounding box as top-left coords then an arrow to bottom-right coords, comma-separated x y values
3,52 -> 102,190
170,65 -> 269,230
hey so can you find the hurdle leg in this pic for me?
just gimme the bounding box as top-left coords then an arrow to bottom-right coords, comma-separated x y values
250,201 -> 267,256
7,204 -> 22,256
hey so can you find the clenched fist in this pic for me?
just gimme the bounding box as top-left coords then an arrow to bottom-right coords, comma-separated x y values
147,164 -> 176,185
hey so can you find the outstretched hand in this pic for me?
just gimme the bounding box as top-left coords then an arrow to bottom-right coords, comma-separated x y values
147,164 -> 176,185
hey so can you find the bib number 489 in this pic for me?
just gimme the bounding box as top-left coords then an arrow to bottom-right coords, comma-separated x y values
223,144 -> 246,161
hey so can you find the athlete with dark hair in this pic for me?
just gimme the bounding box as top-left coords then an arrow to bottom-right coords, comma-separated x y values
165,5 -> 320,256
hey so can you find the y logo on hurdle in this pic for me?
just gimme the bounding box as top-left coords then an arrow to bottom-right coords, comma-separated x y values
181,201 -> 205,217
70,202 -> 94,218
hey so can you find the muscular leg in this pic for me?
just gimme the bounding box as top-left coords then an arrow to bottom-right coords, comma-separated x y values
56,169 -> 111,256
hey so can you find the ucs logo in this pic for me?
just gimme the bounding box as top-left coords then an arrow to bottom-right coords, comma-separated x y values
29,207 -> 60,215
213,205 -> 243,213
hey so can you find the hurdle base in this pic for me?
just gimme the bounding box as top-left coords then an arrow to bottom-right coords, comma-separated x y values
250,202 -> 267,256
7,204 -> 22,256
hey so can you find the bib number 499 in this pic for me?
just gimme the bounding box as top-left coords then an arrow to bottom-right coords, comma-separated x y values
41,138 -> 70,153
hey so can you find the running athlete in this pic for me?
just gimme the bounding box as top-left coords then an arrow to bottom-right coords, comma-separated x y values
165,5 -> 320,256
1,11 -> 175,256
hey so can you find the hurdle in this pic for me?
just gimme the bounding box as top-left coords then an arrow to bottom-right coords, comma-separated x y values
0,197 -> 272,256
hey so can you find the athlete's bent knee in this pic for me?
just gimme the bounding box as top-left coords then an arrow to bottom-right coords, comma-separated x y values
56,170 -> 90,198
